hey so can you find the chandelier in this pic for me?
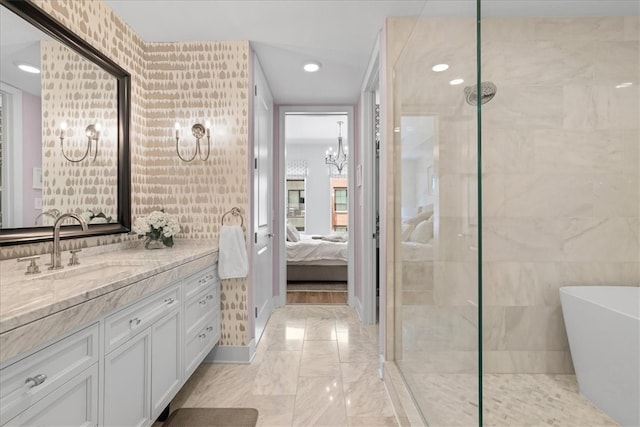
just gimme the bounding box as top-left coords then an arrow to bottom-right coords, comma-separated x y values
325,121 -> 348,174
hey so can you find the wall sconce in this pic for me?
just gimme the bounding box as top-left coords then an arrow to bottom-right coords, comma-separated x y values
59,121 -> 101,162
175,121 -> 211,162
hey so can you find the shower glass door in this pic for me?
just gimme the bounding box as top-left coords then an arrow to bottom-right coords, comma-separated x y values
391,1 -> 481,425
392,1 -> 639,426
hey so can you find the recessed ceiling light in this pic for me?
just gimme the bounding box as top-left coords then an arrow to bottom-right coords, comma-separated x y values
615,82 -> 633,89
432,63 -> 449,72
449,78 -> 464,86
303,62 -> 321,72
17,63 -> 40,74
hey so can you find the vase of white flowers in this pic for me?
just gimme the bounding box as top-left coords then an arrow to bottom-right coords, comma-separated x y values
132,209 -> 181,249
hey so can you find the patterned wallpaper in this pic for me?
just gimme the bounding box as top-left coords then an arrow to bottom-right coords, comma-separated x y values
40,40 -> 118,224
3,0 -> 251,347
144,41 -> 250,345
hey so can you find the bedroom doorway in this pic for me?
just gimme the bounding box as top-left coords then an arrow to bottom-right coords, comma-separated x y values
279,108 -> 354,306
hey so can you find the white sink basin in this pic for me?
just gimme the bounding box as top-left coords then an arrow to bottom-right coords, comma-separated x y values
32,260 -> 147,281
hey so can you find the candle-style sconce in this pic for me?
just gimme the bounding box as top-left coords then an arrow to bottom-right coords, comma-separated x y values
175,121 -> 211,162
59,121 -> 101,162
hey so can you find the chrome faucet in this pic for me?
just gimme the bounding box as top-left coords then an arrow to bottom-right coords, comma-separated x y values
50,213 -> 88,270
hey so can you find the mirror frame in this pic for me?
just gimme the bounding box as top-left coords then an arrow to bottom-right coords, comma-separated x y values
0,0 -> 131,246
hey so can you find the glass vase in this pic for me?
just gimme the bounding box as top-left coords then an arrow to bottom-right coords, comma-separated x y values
144,237 -> 165,250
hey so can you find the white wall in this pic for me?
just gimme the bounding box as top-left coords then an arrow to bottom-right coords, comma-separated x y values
286,143 -> 333,234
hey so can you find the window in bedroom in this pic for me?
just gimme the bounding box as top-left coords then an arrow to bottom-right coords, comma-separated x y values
330,178 -> 348,232
334,187 -> 347,212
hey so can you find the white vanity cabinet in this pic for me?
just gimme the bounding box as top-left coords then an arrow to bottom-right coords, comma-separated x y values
0,323 -> 99,427
103,282 -> 182,427
0,253 -> 220,427
150,307 -> 182,419
182,267 -> 220,379
3,365 -> 99,427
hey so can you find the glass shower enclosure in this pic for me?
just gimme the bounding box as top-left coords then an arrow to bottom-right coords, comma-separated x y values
390,1 -> 639,425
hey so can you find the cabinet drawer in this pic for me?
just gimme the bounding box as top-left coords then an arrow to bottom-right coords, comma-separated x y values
0,323 -> 98,424
184,314 -> 220,378
3,364 -> 98,427
184,284 -> 218,338
104,284 -> 180,353
183,266 -> 218,300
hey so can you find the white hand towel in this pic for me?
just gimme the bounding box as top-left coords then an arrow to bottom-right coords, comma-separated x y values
218,225 -> 248,279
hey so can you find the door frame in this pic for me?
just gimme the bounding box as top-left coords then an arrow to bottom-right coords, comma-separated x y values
358,34 -> 380,325
0,82 -> 24,228
276,106 -> 355,307
251,51 -> 275,346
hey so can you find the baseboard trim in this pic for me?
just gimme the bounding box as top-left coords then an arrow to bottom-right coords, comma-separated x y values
204,339 -> 256,364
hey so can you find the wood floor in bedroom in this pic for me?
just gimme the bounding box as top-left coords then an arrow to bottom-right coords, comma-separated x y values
286,282 -> 347,305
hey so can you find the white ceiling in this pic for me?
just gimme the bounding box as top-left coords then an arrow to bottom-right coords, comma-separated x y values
103,0 -> 639,105
2,1 -> 637,105
285,113 -> 349,146
104,0 -> 428,104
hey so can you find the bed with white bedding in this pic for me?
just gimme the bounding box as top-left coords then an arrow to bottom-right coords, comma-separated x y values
286,227 -> 348,282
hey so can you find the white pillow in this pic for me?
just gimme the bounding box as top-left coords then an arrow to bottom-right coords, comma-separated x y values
403,208 -> 433,226
286,223 -> 300,242
409,217 -> 433,243
401,224 -> 415,241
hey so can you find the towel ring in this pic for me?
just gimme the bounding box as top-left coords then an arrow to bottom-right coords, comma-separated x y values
221,207 -> 244,227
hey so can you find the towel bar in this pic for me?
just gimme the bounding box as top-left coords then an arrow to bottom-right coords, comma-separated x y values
221,207 -> 244,227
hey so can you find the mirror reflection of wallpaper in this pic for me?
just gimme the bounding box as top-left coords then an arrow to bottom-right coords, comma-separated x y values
40,40 -> 118,225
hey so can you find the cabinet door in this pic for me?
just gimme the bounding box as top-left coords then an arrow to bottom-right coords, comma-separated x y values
104,329 -> 151,427
151,309 -> 182,419
3,364 -> 98,427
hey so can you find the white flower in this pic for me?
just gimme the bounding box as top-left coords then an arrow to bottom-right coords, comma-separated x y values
132,217 -> 150,235
133,210 -> 180,246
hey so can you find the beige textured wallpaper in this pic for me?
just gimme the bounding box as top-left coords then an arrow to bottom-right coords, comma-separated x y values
40,40 -> 118,223
3,0 -> 251,347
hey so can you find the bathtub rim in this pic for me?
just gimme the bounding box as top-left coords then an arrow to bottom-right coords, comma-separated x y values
559,285 -> 639,321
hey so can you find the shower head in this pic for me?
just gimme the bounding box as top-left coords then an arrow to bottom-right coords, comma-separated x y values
464,81 -> 497,105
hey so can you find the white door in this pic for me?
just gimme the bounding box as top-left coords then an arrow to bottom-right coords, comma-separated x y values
253,55 -> 274,343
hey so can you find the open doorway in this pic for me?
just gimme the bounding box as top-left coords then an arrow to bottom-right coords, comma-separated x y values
279,109 -> 354,305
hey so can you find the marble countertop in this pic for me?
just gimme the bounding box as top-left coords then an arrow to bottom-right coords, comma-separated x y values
0,239 -> 218,335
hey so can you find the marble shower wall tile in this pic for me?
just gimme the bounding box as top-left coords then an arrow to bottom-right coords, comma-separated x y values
624,16 -> 640,40
392,15 -> 639,376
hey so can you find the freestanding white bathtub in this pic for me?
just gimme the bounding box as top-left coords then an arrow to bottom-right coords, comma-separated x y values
560,286 -> 640,427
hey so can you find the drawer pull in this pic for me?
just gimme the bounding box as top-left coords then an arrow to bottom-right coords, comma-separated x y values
25,374 -> 47,388
164,297 -> 176,306
199,278 -> 206,285
198,333 -> 206,339
206,326 -> 213,332
129,317 -> 142,327
206,294 -> 214,300
199,299 -> 207,305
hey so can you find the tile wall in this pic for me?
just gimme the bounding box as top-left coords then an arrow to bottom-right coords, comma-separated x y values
390,15 -> 639,374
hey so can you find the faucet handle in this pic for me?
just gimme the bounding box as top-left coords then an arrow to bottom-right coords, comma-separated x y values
17,256 -> 41,275
68,249 -> 82,266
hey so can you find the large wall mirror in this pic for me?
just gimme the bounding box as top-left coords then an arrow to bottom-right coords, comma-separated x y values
0,0 -> 130,246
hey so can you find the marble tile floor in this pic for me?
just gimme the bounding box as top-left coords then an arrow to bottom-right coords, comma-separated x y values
399,370 -> 619,427
165,305 -> 397,427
